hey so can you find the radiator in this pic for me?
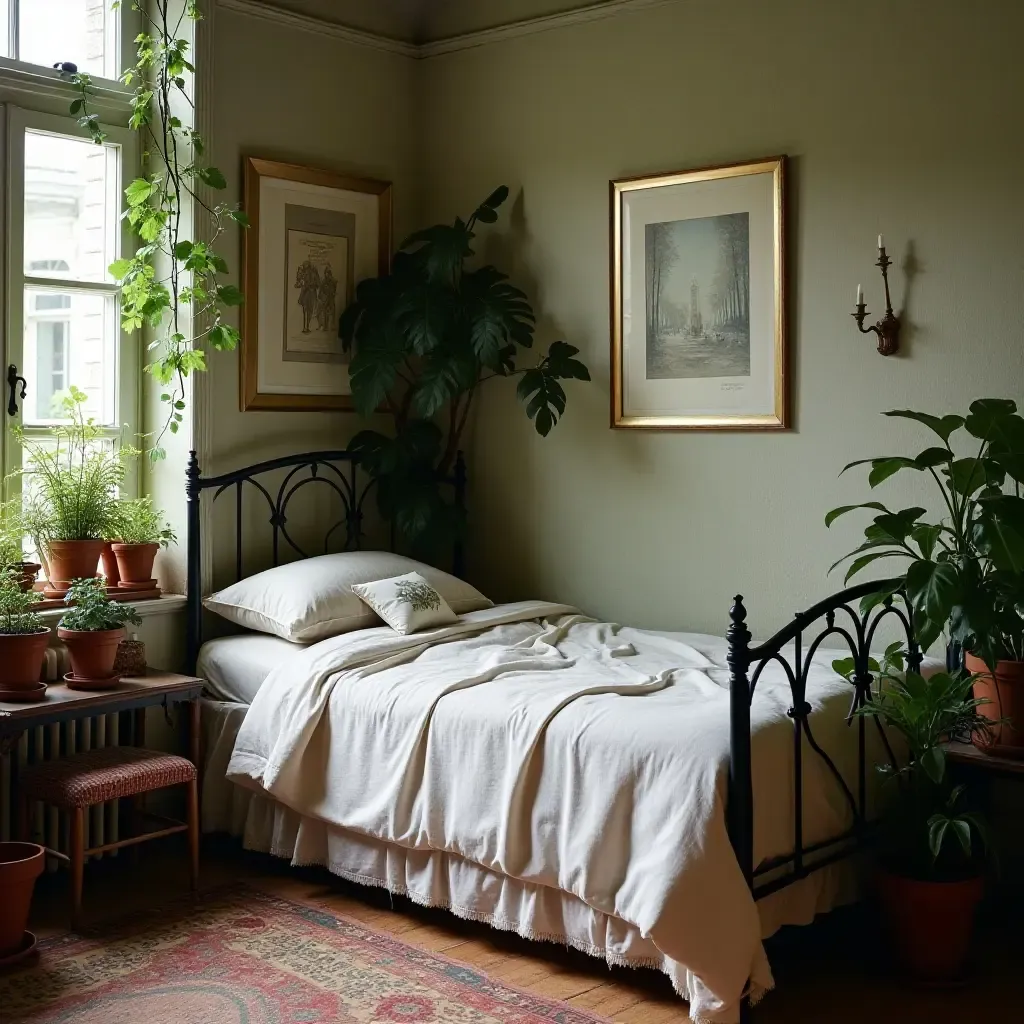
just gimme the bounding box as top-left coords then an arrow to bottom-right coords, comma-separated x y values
0,647 -> 122,866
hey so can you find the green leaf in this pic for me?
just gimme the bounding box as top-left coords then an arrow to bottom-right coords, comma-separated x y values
910,523 -> 942,561
215,284 -> 244,307
915,446 -> 954,469
859,582 -> 901,616
884,409 -> 965,443
197,166 -> 227,190
399,285 -> 453,356
871,507 -> 926,543
544,340 -> 591,381
824,502 -> 890,527
964,398 -> 1020,443
401,221 -> 473,288
229,209 -> 250,228
950,818 -> 973,857
906,559 -> 959,626
974,495 -> 1024,572
173,239 -> 194,260
919,745 -> 946,785
844,550 -> 905,584
482,184 -> 510,210
108,258 -> 133,280
947,457 -> 1003,496
518,367 -> 567,437
868,457 -> 920,488
927,815 -> 950,860
125,177 -> 154,207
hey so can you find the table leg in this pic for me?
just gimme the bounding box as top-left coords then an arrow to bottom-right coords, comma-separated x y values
133,707 -> 146,749
70,807 -> 84,931
189,697 -> 201,769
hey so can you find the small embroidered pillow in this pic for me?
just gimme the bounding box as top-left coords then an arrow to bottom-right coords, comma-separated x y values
351,571 -> 459,635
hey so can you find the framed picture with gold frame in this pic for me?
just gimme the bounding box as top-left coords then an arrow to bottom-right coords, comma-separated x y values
610,156 -> 787,429
241,157 -> 392,412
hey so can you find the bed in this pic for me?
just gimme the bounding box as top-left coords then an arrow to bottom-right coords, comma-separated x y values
185,450 -> 924,1024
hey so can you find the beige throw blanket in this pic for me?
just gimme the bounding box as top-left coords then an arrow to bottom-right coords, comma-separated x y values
228,601 -> 860,1022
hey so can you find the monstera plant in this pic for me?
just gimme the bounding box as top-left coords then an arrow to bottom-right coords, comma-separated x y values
340,186 -> 590,548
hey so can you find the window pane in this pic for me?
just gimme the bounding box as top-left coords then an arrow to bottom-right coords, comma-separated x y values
23,287 -> 118,426
0,1 -> 9,59
19,0 -> 111,77
24,129 -> 117,284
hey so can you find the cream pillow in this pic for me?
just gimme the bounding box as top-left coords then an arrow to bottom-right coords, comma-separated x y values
204,551 -> 490,643
351,572 -> 459,635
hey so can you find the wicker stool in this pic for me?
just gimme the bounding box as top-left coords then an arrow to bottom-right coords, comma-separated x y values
17,747 -> 198,929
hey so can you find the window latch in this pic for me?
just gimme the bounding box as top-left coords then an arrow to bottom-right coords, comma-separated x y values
7,365 -> 27,417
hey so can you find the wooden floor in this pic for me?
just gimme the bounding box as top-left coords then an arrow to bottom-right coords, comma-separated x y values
26,838 -> 1023,1023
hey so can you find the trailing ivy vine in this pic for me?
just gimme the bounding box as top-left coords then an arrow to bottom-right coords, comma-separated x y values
66,1 -> 246,460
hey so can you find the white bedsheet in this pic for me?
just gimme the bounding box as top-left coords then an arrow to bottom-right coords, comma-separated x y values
198,633 -> 298,704
226,601 -> 871,1023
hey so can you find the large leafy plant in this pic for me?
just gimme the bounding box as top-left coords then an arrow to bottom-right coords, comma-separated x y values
340,186 -> 590,545
827,399 -> 1024,667
835,649 -> 994,880
60,578 -> 142,633
67,0 -> 246,460
108,497 -> 176,547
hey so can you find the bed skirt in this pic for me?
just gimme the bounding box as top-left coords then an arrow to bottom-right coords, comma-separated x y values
201,698 -> 858,1011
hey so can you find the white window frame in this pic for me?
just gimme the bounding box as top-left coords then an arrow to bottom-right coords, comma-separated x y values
3,104 -> 140,496
3,0 -> 127,84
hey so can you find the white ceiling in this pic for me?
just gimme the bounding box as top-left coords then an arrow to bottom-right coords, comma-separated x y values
256,0 -> 606,43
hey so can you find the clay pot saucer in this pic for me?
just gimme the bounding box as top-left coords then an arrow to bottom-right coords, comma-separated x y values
0,681 -> 47,703
117,578 -> 157,592
0,930 -> 37,970
64,670 -> 121,692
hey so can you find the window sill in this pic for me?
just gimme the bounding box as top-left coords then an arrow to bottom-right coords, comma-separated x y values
0,57 -> 132,122
36,593 -> 186,626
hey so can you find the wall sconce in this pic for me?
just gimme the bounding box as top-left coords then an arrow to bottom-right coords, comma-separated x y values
852,236 -> 901,356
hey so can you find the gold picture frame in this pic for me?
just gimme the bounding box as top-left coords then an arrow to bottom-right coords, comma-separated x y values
610,156 -> 787,430
241,157 -> 392,412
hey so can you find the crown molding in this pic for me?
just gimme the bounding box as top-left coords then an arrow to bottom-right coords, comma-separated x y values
216,0 -> 676,59
417,0 -> 677,57
216,0 -> 419,57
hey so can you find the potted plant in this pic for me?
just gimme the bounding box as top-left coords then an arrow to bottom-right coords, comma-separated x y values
57,577 -> 141,689
827,399 -> 1024,755
106,497 -> 176,589
0,498 -> 39,592
0,842 -> 44,961
0,568 -> 50,702
835,649 -> 994,979
16,388 -> 136,594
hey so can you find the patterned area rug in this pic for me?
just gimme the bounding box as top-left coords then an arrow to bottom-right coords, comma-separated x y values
1,886 -> 610,1023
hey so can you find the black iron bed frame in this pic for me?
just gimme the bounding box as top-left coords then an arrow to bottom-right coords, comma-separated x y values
184,449 -> 921,1022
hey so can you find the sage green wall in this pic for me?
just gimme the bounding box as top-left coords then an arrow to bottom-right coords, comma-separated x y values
419,0 -> 1024,637
206,7 -> 417,474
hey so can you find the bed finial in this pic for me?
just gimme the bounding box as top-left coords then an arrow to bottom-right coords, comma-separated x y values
186,449 -> 200,499
729,594 -> 747,626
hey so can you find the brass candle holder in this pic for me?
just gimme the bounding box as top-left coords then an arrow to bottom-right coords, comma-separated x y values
852,240 -> 901,356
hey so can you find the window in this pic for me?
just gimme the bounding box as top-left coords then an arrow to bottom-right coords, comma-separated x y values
2,0 -> 119,79
4,107 -> 139,494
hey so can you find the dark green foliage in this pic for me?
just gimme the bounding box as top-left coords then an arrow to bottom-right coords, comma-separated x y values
826,399 -> 1024,666
835,648 -> 995,880
340,187 -> 590,547
60,578 -> 142,633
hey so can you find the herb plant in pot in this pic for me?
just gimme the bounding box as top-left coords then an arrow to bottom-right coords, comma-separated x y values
0,499 -> 39,592
827,399 -> 1024,756
0,568 -> 50,702
16,389 -> 135,596
107,497 -> 176,590
57,578 -> 141,690
836,652 -> 994,979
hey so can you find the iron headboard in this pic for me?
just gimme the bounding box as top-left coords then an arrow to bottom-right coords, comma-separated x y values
184,448 -> 467,671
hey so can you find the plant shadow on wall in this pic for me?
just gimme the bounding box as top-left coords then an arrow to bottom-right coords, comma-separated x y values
339,186 -> 591,553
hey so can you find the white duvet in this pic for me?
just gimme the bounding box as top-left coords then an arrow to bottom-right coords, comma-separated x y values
227,601 -> 863,1023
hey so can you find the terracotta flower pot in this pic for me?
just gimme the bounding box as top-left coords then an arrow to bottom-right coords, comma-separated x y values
0,843 -> 44,957
877,869 -> 984,980
0,629 -> 50,699
966,652 -> 1024,759
100,542 -> 120,588
3,561 -> 41,593
57,626 -> 125,683
45,540 -> 105,594
112,542 -> 159,586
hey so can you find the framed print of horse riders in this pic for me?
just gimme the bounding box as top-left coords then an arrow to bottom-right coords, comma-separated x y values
241,157 -> 392,411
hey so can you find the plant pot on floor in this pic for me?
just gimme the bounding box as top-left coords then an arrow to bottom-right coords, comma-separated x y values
45,540 -> 105,594
100,542 -> 120,588
111,542 -> 159,589
0,843 -> 44,958
966,653 -> 1024,758
877,869 -> 984,981
57,626 -> 125,688
0,629 -> 50,702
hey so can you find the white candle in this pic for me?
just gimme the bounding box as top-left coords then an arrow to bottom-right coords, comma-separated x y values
877,234 -> 884,250
857,284 -> 863,305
